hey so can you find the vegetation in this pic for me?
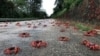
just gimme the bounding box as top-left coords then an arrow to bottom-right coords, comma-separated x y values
52,0 -> 100,24
75,23 -> 92,31
84,0 -> 100,20
0,0 -> 48,18
51,0 -> 82,17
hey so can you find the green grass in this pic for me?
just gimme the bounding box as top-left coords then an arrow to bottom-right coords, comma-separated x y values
75,23 -> 92,31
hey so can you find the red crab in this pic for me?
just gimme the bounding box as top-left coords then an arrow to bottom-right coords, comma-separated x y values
52,24 -> 55,26
84,29 -> 97,36
51,22 -> 54,24
89,44 -> 100,50
81,40 -> 89,45
63,22 -> 69,28
33,26 -> 37,28
58,36 -> 69,41
4,46 -> 20,55
30,40 -> 47,48
55,21 -> 62,26
81,40 -> 100,50
43,25 -> 47,27
28,25 -> 31,28
19,32 -> 30,37
60,29 -> 65,32
27,23 -> 31,25
4,25 -> 7,27
81,40 -> 94,47
16,22 -> 21,26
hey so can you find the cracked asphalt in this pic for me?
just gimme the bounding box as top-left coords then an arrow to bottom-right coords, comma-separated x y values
0,19 -> 100,56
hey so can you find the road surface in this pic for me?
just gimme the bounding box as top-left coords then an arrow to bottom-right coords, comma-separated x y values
0,19 -> 100,56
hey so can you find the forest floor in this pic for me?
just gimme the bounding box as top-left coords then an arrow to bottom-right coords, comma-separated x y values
0,19 -> 100,56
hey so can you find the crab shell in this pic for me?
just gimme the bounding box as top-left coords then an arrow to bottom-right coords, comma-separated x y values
33,26 -> 37,28
89,44 -> 100,50
28,25 -> 31,28
16,22 -> 21,26
60,29 -> 65,32
30,40 -> 37,47
19,32 -> 30,37
30,40 -> 47,48
58,37 -> 69,41
40,41 -> 47,47
84,30 -> 97,36
4,47 -> 20,55
43,25 -> 47,27
81,40 -> 89,45
84,32 -> 93,36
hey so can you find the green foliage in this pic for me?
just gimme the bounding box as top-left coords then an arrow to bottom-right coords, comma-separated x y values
14,0 -> 26,6
52,8 -> 67,17
0,0 -> 47,18
30,0 -> 48,18
52,0 -> 82,17
75,23 -> 92,31
0,0 -> 19,18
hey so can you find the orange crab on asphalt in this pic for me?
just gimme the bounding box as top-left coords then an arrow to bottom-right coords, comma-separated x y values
58,36 -> 69,41
19,32 -> 30,37
30,40 -> 47,48
4,46 -> 20,55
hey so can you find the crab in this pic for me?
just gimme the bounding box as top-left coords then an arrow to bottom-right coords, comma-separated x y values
60,29 -> 65,32
33,26 -> 37,28
30,40 -> 47,48
43,25 -> 47,27
84,29 -> 97,36
19,32 -> 30,37
4,46 -> 20,55
89,44 -> 100,50
58,36 -> 69,41
16,22 -> 21,26
81,40 -> 100,50
28,25 -> 31,28
63,22 -> 69,28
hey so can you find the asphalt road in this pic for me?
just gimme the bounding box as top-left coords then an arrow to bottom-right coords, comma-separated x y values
0,19 -> 100,56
